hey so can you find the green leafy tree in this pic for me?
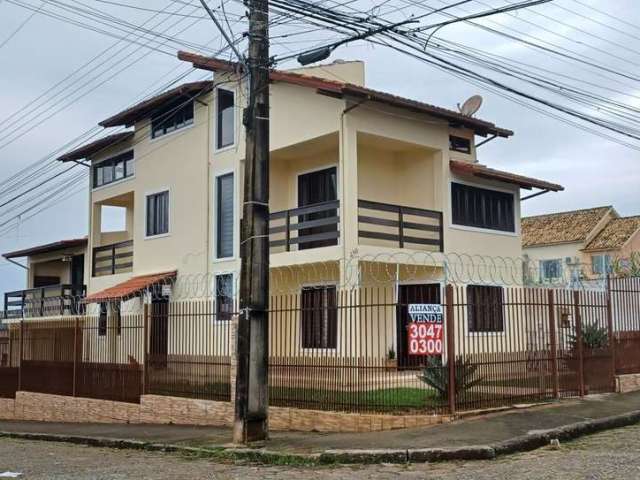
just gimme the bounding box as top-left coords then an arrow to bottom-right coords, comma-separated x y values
417,356 -> 484,400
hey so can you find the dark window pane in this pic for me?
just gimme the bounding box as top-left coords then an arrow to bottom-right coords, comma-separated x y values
301,286 -> 338,349
146,191 -> 169,236
216,173 -> 234,258
217,89 -> 235,149
92,150 -> 134,188
449,135 -> 471,154
215,273 -> 234,321
98,302 -> 108,336
451,182 -> 515,232
297,167 -> 338,250
151,100 -> 194,139
467,285 -> 504,333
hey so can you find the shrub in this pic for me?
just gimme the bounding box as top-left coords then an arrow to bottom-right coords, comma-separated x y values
569,323 -> 609,350
417,356 -> 484,400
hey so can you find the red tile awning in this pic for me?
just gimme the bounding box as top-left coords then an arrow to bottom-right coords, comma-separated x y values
450,160 -> 564,191
85,271 -> 177,303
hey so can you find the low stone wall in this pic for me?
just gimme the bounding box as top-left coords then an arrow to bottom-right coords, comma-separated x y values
616,374 -> 640,393
0,392 -> 447,433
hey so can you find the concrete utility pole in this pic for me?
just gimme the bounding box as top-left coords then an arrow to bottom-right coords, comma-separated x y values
234,0 -> 270,443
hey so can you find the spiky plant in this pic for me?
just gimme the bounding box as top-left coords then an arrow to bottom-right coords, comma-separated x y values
569,323 -> 609,350
417,356 -> 484,400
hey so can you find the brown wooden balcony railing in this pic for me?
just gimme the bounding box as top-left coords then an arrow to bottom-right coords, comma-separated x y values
358,199 -> 444,252
92,239 -> 133,277
3,284 -> 86,319
269,200 -> 340,253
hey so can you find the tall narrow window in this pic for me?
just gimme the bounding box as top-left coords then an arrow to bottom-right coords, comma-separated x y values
215,273 -> 234,321
98,302 -> 108,336
216,89 -> 235,149
216,173 -> 234,258
451,182 -> 515,232
146,190 -> 169,237
301,286 -> 338,349
467,285 -> 504,333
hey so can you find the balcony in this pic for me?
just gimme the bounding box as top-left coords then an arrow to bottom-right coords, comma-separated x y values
92,240 -> 133,277
358,199 -> 444,252
3,284 -> 86,319
269,200 -> 340,253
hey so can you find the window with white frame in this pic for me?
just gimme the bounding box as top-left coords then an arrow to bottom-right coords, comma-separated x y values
215,273 -> 234,321
146,190 -> 169,237
216,89 -> 235,149
540,259 -> 562,282
451,182 -> 515,233
591,254 -> 612,275
216,173 -> 234,258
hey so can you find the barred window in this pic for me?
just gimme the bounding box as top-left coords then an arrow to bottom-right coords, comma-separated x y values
98,302 -> 108,336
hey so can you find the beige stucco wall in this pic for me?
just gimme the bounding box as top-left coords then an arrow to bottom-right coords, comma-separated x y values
26,246 -> 87,289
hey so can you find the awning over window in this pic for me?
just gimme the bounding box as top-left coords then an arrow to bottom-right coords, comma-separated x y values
84,271 -> 176,303
450,160 -> 564,192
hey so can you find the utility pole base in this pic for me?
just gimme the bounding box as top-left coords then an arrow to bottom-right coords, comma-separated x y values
233,417 -> 269,444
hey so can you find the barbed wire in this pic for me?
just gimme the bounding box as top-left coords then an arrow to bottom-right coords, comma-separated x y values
2,251 -> 637,319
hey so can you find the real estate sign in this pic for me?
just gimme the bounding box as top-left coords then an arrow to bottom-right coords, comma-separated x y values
408,304 -> 444,356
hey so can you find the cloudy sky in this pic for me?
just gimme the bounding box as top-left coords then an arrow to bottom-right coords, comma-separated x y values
0,0 -> 638,296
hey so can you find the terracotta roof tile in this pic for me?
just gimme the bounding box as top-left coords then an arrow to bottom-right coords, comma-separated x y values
85,271 -> 176,302
177,51 -> 513,138
584,216 -> 640,252
99,81 -> 212,128
450,160 -> 563,192
3,237 -> 87,259
57,131 -> 134,162
522,206 -> 612,248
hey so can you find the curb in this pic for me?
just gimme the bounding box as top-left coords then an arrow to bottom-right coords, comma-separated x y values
2,409 -> 640,465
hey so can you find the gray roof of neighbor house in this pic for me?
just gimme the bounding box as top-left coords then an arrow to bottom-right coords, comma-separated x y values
177,51 -> 514,138
57,132 -> 134,162
2,238 -> 87,259
522,206 -> 613,248
584,216 -> 640,252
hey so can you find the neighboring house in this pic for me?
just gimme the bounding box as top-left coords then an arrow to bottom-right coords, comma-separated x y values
2,238 -> 87,318
583,216 -> 640,275
522,206 -> 640,284
2,55 -> 564,360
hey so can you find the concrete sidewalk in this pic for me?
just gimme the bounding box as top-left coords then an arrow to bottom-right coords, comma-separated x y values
1,391 -> 639,456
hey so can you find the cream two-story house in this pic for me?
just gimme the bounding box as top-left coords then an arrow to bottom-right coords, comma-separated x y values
3,55 -> 563,362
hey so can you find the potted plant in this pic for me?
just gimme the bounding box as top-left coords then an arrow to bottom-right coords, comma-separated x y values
385,348 -> 397,371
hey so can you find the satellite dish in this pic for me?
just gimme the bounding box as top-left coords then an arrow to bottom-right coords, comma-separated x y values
457,95 -> 483,117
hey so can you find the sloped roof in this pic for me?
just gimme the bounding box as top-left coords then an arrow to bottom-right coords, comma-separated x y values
522,206 -> 612,248
177,51 -> 513,138
57,131 -> 134,162
3,238 -> 88,259
450,160 -> 563,192
99,81 -> 212,127
584,216 -> 640,252
84,271 -> 176,302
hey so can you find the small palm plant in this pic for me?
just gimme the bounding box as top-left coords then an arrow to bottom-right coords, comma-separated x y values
569,323 -> 609,350
417,356 -> 484,400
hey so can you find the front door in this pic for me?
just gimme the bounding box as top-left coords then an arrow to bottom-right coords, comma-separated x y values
149,296 -> 169,368
396,284 -> 441,368
297,166 -> 338,250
